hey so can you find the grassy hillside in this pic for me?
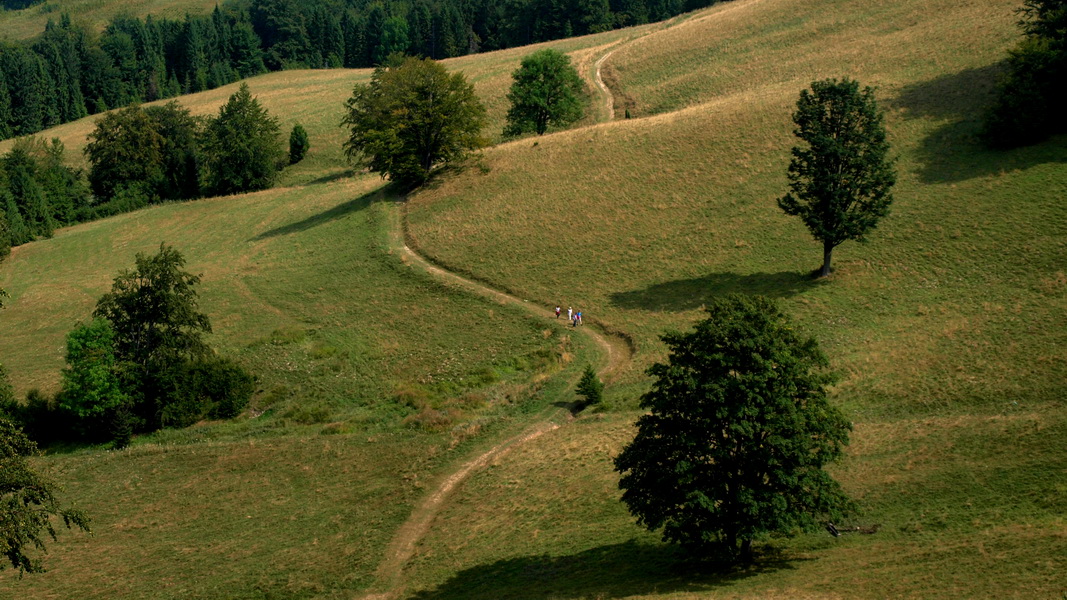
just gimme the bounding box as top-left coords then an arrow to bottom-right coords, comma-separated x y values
1,0 -> 1065,597
0,25 -> 623,598
400,0 -> 1067,596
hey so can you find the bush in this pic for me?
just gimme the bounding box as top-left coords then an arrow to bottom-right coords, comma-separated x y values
159,358 -> 255,428
289,124 -> 309,164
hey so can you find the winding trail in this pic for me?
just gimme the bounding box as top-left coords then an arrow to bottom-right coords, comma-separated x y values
594,48 -> 619,120
359,201 -> 632,600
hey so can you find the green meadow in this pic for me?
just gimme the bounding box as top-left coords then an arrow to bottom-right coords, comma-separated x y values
2,0 -> 1066,597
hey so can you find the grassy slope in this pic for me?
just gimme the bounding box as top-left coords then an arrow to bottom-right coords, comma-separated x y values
0,0 -> 217,42
401,0 -> 1067,597
0,27 -> 626,598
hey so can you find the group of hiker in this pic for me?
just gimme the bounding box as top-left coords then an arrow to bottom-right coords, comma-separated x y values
555,305 -> 583,327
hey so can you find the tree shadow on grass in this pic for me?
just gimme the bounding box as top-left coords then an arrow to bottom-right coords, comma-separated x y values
886,63 -> 1067,184
609,271 -> 823,312
249,188 -> 384,241
405,540 -> 801,600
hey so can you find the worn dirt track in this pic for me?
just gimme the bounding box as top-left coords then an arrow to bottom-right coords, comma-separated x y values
358,194 -> 632,599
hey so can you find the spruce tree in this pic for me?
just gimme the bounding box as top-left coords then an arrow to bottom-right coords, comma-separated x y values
203,83 -> 283,195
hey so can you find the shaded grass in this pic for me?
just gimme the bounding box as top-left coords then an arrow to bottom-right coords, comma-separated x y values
404,410 -> 1067,599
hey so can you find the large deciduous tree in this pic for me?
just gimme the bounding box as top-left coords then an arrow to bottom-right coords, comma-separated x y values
342,55 -> 486,186
202,83 -> 284,195
93,243 -> 212,430
778,78 -> 895,278
84,105 -> 166,201
614,294 -> 853,561
504,48 -> 585,136
0,415 -> 91,574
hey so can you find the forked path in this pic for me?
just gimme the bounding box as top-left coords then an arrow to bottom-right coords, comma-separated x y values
360,203 -> 632,600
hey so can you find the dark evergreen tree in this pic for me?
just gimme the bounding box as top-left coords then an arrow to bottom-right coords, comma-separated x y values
143,102 -> 203,200
202,83 -> 284,195
615,294 -> 853,561
575,364 -> 604,407
778,78 -> 895,278
983,0 -> 1067,147
289,123 -> 310,164
0,77 -> 12,140
2,145 -> 56,241
230,22 -> 267,77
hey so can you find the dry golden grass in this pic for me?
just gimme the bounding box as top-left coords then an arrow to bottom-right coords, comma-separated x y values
610,0 -> 1021,116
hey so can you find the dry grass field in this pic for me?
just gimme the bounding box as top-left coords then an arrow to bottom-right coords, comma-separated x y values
1,0 -> 1065,597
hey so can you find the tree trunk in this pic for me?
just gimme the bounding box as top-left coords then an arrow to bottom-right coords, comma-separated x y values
820,241 -> 834,277
740,538 -> 753,563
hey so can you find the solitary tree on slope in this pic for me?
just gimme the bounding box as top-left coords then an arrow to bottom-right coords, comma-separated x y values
504,48 -> 585,136
778,78 -> 895,278
614,294 -> 853,561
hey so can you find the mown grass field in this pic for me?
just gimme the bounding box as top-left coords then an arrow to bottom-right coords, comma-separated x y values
0,22 -> 622,598
1,0 -> 1065,597
400,0 -> 1067,596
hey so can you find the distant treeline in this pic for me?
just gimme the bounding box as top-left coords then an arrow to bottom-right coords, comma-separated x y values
0,0 -> 726,141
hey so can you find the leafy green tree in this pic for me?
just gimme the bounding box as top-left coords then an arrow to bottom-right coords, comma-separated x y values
575,364 -> 603,407
93,243 -> 212,429
94,243 -> 211,372
143,102 -> 203,201
614,294 -> 853,561
202,83 -> 284,195
58,318 -> 127,429
504,48 -> 585,136
0,415 -> 91,573
342,56 -> 486,186
778,78 -> 895,278
289,123 -> 309,164
84,106 -> 165,201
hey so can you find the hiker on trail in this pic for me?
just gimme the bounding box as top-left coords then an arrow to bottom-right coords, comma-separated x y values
567,307 -> 573,321
555,305 -> 561,319
572,313 -> 578,327
577,311 -> 583,325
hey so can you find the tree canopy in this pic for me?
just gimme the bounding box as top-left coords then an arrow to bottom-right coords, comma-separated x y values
614,294 -> 853,560
342,55 -> 486,186
202,83 -> 284,195
504,48 -> 585,136
0,415 -> 91,574
778,78 -> 895,277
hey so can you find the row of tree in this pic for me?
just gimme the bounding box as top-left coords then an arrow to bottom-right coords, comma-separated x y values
0,0 -> 730,141
0,83 -> 294,258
